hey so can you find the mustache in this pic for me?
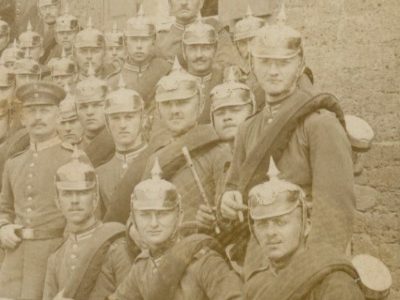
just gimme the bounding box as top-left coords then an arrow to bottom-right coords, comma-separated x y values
193,57 -> 207,63
32,121 -> 46,127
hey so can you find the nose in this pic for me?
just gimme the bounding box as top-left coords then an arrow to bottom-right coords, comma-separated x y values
70,192 -> 79,205
268,61 -> 279,77
264,222 -> 278,239
150,213 -> 158,227
195,46 -> 203,57
64,122 -> 72,132
170,102 -> 180,114
86,105 -> 94,115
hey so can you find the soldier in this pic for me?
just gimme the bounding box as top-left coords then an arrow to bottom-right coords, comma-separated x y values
46,4 -> 80,62
47,49 -> 79,88
0,81 -> 71,299
107,6 -> 170,106
245,168 -> 364,300
18,21 -> 44,63
57,86 -> 84,146
0,19 -> 10,56
43,149 -> 129,300
96,77 -> 148,210
74,17 -> 115,80
156,0 -> 239,69
104,23 -> 126,72
181,18 -> 224,123
75,63 -> 115,167
219,6 -> 355,265
110,159 -> 244,300
36,0 -> 61,64
13,49 -> 41,88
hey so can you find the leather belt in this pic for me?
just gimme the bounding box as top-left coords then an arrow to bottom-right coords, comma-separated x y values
15,227 -> 64,240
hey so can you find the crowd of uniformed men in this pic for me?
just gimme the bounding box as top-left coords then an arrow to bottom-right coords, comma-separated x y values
0,0 -> 378,299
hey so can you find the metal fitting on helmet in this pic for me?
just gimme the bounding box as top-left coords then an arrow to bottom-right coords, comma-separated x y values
13,50 -> 41,76
1,40 -> 24,68
55,147 -> 97,191
182,15 -> 217,45
233,5 -> 264,42
75,63 -> 107,103
105,23 -> 124,47
48,49 -> 78,77
74,17 -> 105,48
0,64 -> 14,88
250,5 -> 302,59
131,157 -> 181,211
59,85 -> 78,122
210,66 -> 256,114
125,5 -> 156,37
104,75 -> 144,114
19,21 -> 42,48
55,5 -> 79,32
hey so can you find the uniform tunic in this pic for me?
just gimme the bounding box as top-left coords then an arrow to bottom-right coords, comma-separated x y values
0,136 -> 71,300
96,144 -> 148,208
82,127 -> 115,168
89,238 -> 132,300
113,246 -> 244,300
43,222 -> 129,300
226,88 -> 355,252
142,126 -> 230,224
107,56 -> 171,107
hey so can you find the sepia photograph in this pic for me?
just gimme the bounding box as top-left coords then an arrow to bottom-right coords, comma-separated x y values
0,0 -> 397,299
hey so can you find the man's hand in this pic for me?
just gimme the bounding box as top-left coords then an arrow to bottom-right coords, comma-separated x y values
220,191 -> 247,221
0,224 -> 23,249
196,204 -> 217,230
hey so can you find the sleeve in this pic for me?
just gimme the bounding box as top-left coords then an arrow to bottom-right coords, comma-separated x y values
306,111 -> 355,251
110,265 -> 143,300
197,250 -> 244,300
89,240 -> 132,300
224,123 -> 247,192
42,254 -> 59,300
0,160 -> 15,227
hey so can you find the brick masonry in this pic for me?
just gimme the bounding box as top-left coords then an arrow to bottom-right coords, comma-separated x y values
281,0 -> 400,298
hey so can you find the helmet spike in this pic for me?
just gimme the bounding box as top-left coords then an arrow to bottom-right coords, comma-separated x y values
64,83 -> 70,94
225,66 -> 238,83
151,157 -> 162,180
267,156 -> 280,180
137,4 -> 145,17
24,47 -> 31,59
71,144 -> 80,159
61,47 -> 66,58
87,16 -> 93,29
171,56 -> 181,72
246,4 -> 253,17
63,3 -> 70,15
27,20 -> 33,32
276,3 -> 287,25
196,11 -> 203,22
12,38 -> 17,48
117,74 -> 126,89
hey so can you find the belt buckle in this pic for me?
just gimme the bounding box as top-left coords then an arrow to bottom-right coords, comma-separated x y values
21,228 -> 35,240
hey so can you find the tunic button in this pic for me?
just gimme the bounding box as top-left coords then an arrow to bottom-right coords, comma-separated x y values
16,8 -> 21,15
27,185 -> 32,190
27,196 -> 32,201
33,153 -> 38,158
28,174 -> 33,178
71,265 -> 76,270
29,163 -> 34,167
72,244 -> 78,250
26,208 -> 32,213
70,254 -> 76,259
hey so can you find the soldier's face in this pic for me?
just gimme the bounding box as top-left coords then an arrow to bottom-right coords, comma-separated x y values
213,104 -> 252,141
52,74 -> 76,87
57,118 -> 84,145
38,4 -> 60,25
158,95 -> 201,137
105,45 -> 126,67
16,74 -> 41,88
22,46 -> 43,62
0,32 -> 9,51
107,112 -> 142,151
126,36 -> 154,64
58,189 -> 97,225
77,101 -> 106,134
170,0 -> 204,24
253,208 -> 308,263
0,113 -> 9,140
21,104 -> 59,141
236,39 -> 251,60
184,44 -> 216,76
252,55 -> 303,103
55,30 -> 77,50
75,47 -> 105,75
134,209 -> 179,249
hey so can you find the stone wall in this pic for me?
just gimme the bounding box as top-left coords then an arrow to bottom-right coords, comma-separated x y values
283,0 -> 400,298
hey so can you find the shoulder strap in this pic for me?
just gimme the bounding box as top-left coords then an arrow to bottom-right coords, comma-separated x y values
239,91 -> 344,193
84,128 -> 115,167
146,234 -> 223,300
62,223 -> 125,299
253,244 -> 358,300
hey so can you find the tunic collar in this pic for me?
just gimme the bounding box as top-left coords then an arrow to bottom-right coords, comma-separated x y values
68,221 -> 102,243
115,143 -> 148,168
125,59 -> 151,74
30,135 -> 61,152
